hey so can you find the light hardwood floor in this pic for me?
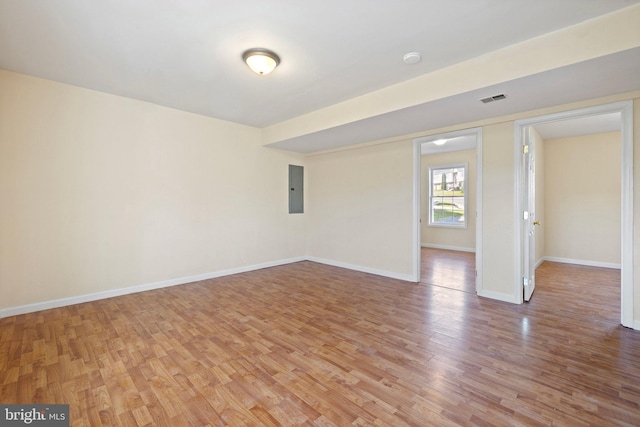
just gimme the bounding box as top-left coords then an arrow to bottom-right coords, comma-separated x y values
1,251 -> 639,426
420,247 -> 476,293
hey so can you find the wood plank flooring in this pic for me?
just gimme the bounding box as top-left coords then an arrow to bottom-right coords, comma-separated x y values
1,253 -> 639,426
420,247 -> 476,293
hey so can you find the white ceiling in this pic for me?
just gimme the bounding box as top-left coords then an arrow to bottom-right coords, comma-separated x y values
420,134 -> 477,155
419,112 -> 622,156
267,46 -> 640,152
1,1 -> 639,152
533,112 -> 621,140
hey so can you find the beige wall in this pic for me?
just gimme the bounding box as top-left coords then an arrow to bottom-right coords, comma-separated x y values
0,69 -> 306,310
480,122 -> 517,297
544,132 -> 621,265
2,66 -> 640,326
306,141 -> 414,278
304,96 -> 639,311
421,149 -> 476,251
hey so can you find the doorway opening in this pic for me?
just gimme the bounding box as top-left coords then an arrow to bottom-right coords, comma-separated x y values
413,128 -> 483,294
514,101 -> 633,328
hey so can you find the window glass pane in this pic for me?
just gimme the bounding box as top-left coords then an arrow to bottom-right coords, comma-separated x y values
429,165 -> 466,227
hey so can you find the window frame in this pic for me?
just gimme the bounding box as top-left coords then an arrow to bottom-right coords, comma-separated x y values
428,163 -> 468,229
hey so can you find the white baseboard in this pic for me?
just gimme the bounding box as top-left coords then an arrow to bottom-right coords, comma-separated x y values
421,243 -> 475,253
306,256 -> 415,282
633,320 -> 640,331
0,257 -> 306,319
0,256 -> 415,319
477,289 -> 519,304
542,256 -> 621,270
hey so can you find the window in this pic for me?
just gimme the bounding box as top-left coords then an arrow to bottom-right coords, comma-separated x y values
428,164 -> 467,228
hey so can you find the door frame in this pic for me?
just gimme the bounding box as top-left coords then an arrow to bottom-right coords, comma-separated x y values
522,126 -> 537,301
413,127 -> 483,293
513,101 -> 634,328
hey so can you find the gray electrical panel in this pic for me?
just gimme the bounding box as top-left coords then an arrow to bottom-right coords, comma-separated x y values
289,165 -> 303,214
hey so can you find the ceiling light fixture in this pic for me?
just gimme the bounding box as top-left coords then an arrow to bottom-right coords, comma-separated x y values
242,48 -> 280,75
433,139 -> 447,146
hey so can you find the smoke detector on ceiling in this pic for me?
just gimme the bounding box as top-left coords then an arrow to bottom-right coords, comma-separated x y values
403,52 -> 422,65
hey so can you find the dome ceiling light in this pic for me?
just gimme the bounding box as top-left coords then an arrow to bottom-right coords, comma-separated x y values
242,48 -> 280,75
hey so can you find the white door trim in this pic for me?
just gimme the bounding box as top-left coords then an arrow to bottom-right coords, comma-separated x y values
513,101 -> 634,328
413,127 -> 483,294
412,140 -> 422,281
522,126 -> 536,302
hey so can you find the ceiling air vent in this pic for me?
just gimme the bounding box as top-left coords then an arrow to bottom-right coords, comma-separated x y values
480,93 -> 507,104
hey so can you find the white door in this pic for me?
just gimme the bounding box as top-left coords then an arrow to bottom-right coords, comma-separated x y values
523,127 -> 537,301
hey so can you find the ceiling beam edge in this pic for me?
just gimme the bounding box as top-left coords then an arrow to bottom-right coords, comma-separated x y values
262,3 -> 640,146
